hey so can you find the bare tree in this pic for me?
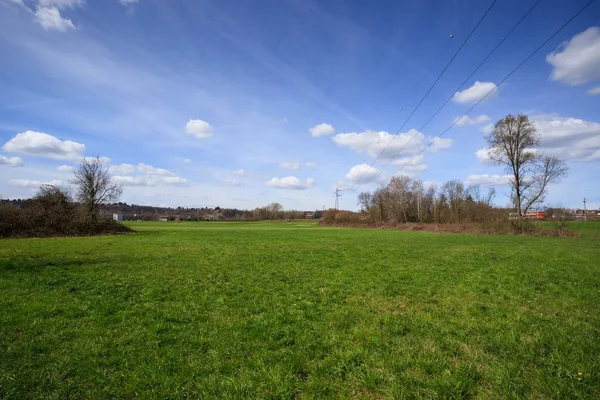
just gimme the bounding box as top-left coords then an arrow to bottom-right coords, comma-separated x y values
442,179 -> 465,222
72,157 -> 122,223
357,192 -> 372,214
487,114 -> 567,227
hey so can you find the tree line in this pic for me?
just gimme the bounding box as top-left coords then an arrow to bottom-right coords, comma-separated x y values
340,114 -> 567,230
1,157 -> 129,237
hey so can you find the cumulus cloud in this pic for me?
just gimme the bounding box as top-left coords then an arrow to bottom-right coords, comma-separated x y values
109,163 -> 136,175
465,174 -> 511,186
454,114 -> 490,126
266,176 -> 315,190
452,81 -> 498,104
137,163 -> 175,176
481,123 -> 494,134
344,164 -> 382,184
546,27 -> 600,86
531,114 -> 600,162
475,114 -> 600,164
305,161 -> 317,167
34,6 -> 75,31
587,86 -> 600,95
475,148 -> 494,164
10,179 -> 62,187
232,169 -> 245,176
84,156 -> 111,164
110,162 -> 187,186
310,123 -> 335,137
38,0 -> 84,8
332,129 -> 452,161
278,160 -> 300,170
113,175 -> 187,187
0,155 -> 25,167
185,119 -> 213,139
57,164 -> 74,172
2,131 -> 84,160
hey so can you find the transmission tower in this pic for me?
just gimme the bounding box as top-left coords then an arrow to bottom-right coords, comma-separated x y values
334,188 -> 342,210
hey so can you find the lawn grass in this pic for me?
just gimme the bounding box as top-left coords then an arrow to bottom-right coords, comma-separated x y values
1,221 -> 599,399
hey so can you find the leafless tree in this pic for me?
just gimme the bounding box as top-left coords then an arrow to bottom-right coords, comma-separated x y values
357,192 -> 372,214
487,114 -> 567,227
72,156 -> 122,223
442,180 -> 465,222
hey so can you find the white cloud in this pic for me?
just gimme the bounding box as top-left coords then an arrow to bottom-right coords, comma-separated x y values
454,114 -> 490,126
119,0 -> 138,4
546,27 -> 600,86
465,174 -> 511,186
278,160 -> 300,170
34,6 -> 75,32
84,156 -> 111,164
232,169 -> 245,176
332,129 -> 452,161
481,123 -> 494,134
266,176 -> 315,190
344,164 -> 381,184
305,161 -> 317,167
452,81 -> 498,104
38,0 -> 84,8
310,123 -> 335,137
2,131 -> 84,160
183,158 -> 191,163
10,179 -> 62,187
137,163 -> 175,176
110,162 -> 187,186
113,175 -> 187,187
475,114 -> 600,164
185,119 -> 213,139
531,114 -> 600,162
109,163 -> 136,175
273,117 -> 288,124
0,155 -> 25,167
587,86 -> 600,95
57,164 -> 74,172
475,148 -> 494,164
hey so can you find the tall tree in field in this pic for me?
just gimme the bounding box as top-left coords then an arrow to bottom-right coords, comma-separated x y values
486,114 -> 567,226
72,157 -> 122,223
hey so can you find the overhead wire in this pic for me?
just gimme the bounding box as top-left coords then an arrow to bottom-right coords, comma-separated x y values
392,0 -> 597,176
379,0 -> 543,171
351,0 -> 498,185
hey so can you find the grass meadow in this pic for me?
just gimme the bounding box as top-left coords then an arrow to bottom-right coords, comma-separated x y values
1,221 -> 599,399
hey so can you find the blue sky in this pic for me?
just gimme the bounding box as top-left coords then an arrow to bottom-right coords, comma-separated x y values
1,0 -> 599,211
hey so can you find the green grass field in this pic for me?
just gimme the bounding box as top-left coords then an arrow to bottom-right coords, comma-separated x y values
1,221 -> 599,399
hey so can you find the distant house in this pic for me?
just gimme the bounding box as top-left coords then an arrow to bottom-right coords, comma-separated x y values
113,212 -> 124,222
158,215 -> 169,222
523,211 -> 547,220
304,212 -> 314,219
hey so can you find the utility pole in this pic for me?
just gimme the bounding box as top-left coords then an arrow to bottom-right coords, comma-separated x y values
334,188 -> 342,211
583,197 -> 587,222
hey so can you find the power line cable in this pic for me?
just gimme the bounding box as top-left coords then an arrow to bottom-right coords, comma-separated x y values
380,0 -> 543,171
392,0 -> 597,176
351,0 -> 498,184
